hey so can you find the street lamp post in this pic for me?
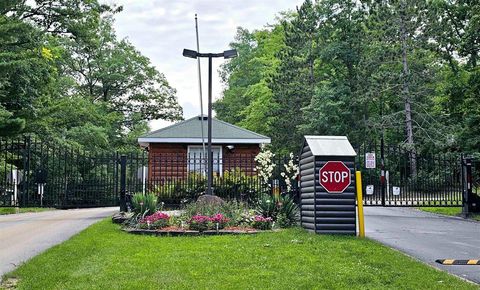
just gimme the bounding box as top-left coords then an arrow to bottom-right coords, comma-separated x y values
183,48 -> 238,195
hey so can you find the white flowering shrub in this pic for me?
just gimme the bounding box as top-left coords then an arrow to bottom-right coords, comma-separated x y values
280,153 -> 299,192
254,146 -> 275,188
255,147 -> 299,193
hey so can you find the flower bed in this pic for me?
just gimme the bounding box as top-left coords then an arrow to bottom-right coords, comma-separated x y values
120,193 -> 298,236
122,227 -> 260,236
121,211 -> 262,236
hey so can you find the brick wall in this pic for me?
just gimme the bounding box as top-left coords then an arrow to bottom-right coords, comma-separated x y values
147,143 -> 261,182
148,144 -> 188,182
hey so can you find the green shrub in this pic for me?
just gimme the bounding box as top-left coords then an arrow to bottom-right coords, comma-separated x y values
153,172 -> 206,203
152,169 -> 262,204
131,193 -> 158,215
277,194 -> 299,227
213,168 -> 262,200
254,193 -> 298,228
254,193 -> 277,219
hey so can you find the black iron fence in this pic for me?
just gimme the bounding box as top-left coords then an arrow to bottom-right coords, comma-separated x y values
0,137 -> 119,208
124,152 -> 299,206
0,137 -> 299,208
356,143 -> 463,207
466,158 -> 480,212
2,135 -> 477,211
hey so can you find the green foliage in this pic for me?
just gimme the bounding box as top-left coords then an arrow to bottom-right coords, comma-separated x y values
254,193 -> 298,227
0,0 -> 182,150
131,193 -> 158,215
154,170 -> 261,204
214,24 -> 286,137
215,0 -> 480,154
276,194 -> 299,227
213,168 -> 262,200
153,172 -> 206,204
254,193 -> 277,219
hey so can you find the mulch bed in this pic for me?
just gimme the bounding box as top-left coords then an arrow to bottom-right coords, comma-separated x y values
122,226 -> 260,236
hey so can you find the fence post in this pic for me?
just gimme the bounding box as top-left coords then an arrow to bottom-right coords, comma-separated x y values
120,155 -> 127,212
462,157 -> 472,217
380,137 -> 386,206
22,135 -> 32,207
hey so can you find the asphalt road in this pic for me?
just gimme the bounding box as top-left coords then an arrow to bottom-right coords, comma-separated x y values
0,207 -> 117,277
365,207 -> 480,284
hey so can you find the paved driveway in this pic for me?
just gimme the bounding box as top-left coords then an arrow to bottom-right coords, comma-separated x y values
0,207 -> 117,277
365,207 -> 480,283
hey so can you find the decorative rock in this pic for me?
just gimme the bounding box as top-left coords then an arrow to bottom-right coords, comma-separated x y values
196,194 -> 224,206
112,212 -> 132,224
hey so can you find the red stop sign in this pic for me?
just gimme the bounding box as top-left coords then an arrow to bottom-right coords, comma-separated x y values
319,161 -> 351,193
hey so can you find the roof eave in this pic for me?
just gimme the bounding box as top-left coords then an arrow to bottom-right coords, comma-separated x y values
138,137 -> 271,144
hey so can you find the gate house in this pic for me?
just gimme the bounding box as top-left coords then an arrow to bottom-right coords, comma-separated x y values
138,116 -> 271,182
299,136 -> 357,235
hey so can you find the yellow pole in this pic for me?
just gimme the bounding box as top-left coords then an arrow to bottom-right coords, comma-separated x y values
356,171 -> 365,238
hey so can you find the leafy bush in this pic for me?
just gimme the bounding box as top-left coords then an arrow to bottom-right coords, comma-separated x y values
277,194 -> 299,227
254,193 -> 277,218
251,215 -> 273,230
153,172 -> 206,204
254,193 -> 298,228
152,170 -> 262,205
213,168 -> 262,201
188,215 -> 211,231
131,193 -> 158,215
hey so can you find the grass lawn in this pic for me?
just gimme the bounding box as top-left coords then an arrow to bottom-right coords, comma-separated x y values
419,207 -> 480,221
0,207 -> 54,215
2,220 -> 477,289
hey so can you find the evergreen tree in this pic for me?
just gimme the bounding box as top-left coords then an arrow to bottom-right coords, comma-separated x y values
268,0 -> 317,153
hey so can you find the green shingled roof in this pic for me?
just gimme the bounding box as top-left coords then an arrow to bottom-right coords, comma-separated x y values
139,116 -> 270,142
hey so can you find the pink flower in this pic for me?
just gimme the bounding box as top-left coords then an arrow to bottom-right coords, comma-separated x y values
210,213 -> 230,223
189,214 -> 230,224
190,215 -> 211,223
254,215 -> 272,222
140,211 -> 170,224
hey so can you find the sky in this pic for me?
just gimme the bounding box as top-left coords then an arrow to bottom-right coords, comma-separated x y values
102,0 -> 302,131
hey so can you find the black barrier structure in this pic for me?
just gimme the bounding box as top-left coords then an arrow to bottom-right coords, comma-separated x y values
299,136 -> 357,235
0,136 -> 299,208
463,157 -> 480,215
357,143 -> 466,207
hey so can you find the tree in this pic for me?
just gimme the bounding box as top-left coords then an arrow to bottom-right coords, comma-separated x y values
268,0 -> 317,153
58,17 -> 182,126
214,24 -> 286,134
216,0 -> 475,155
425,0 -> 480,152
0,0 -> 182,150
0,7 -> 54,137
300,0 -> 369,146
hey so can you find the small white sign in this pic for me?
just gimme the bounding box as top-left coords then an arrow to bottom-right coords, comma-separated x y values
366,185 -> 374,195
365,153 -> 376,169
392,186 -> 401,196
386,171 -> 389,195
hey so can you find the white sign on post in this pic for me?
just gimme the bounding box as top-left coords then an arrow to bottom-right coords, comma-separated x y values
365,153 -> 376,169
393,186 -> 401,196
366,185 -> 374,195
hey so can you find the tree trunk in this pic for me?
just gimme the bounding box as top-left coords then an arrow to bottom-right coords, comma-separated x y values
400,1 -> 417,176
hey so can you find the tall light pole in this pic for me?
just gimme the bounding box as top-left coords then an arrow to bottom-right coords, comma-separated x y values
183,48 -> 238,195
